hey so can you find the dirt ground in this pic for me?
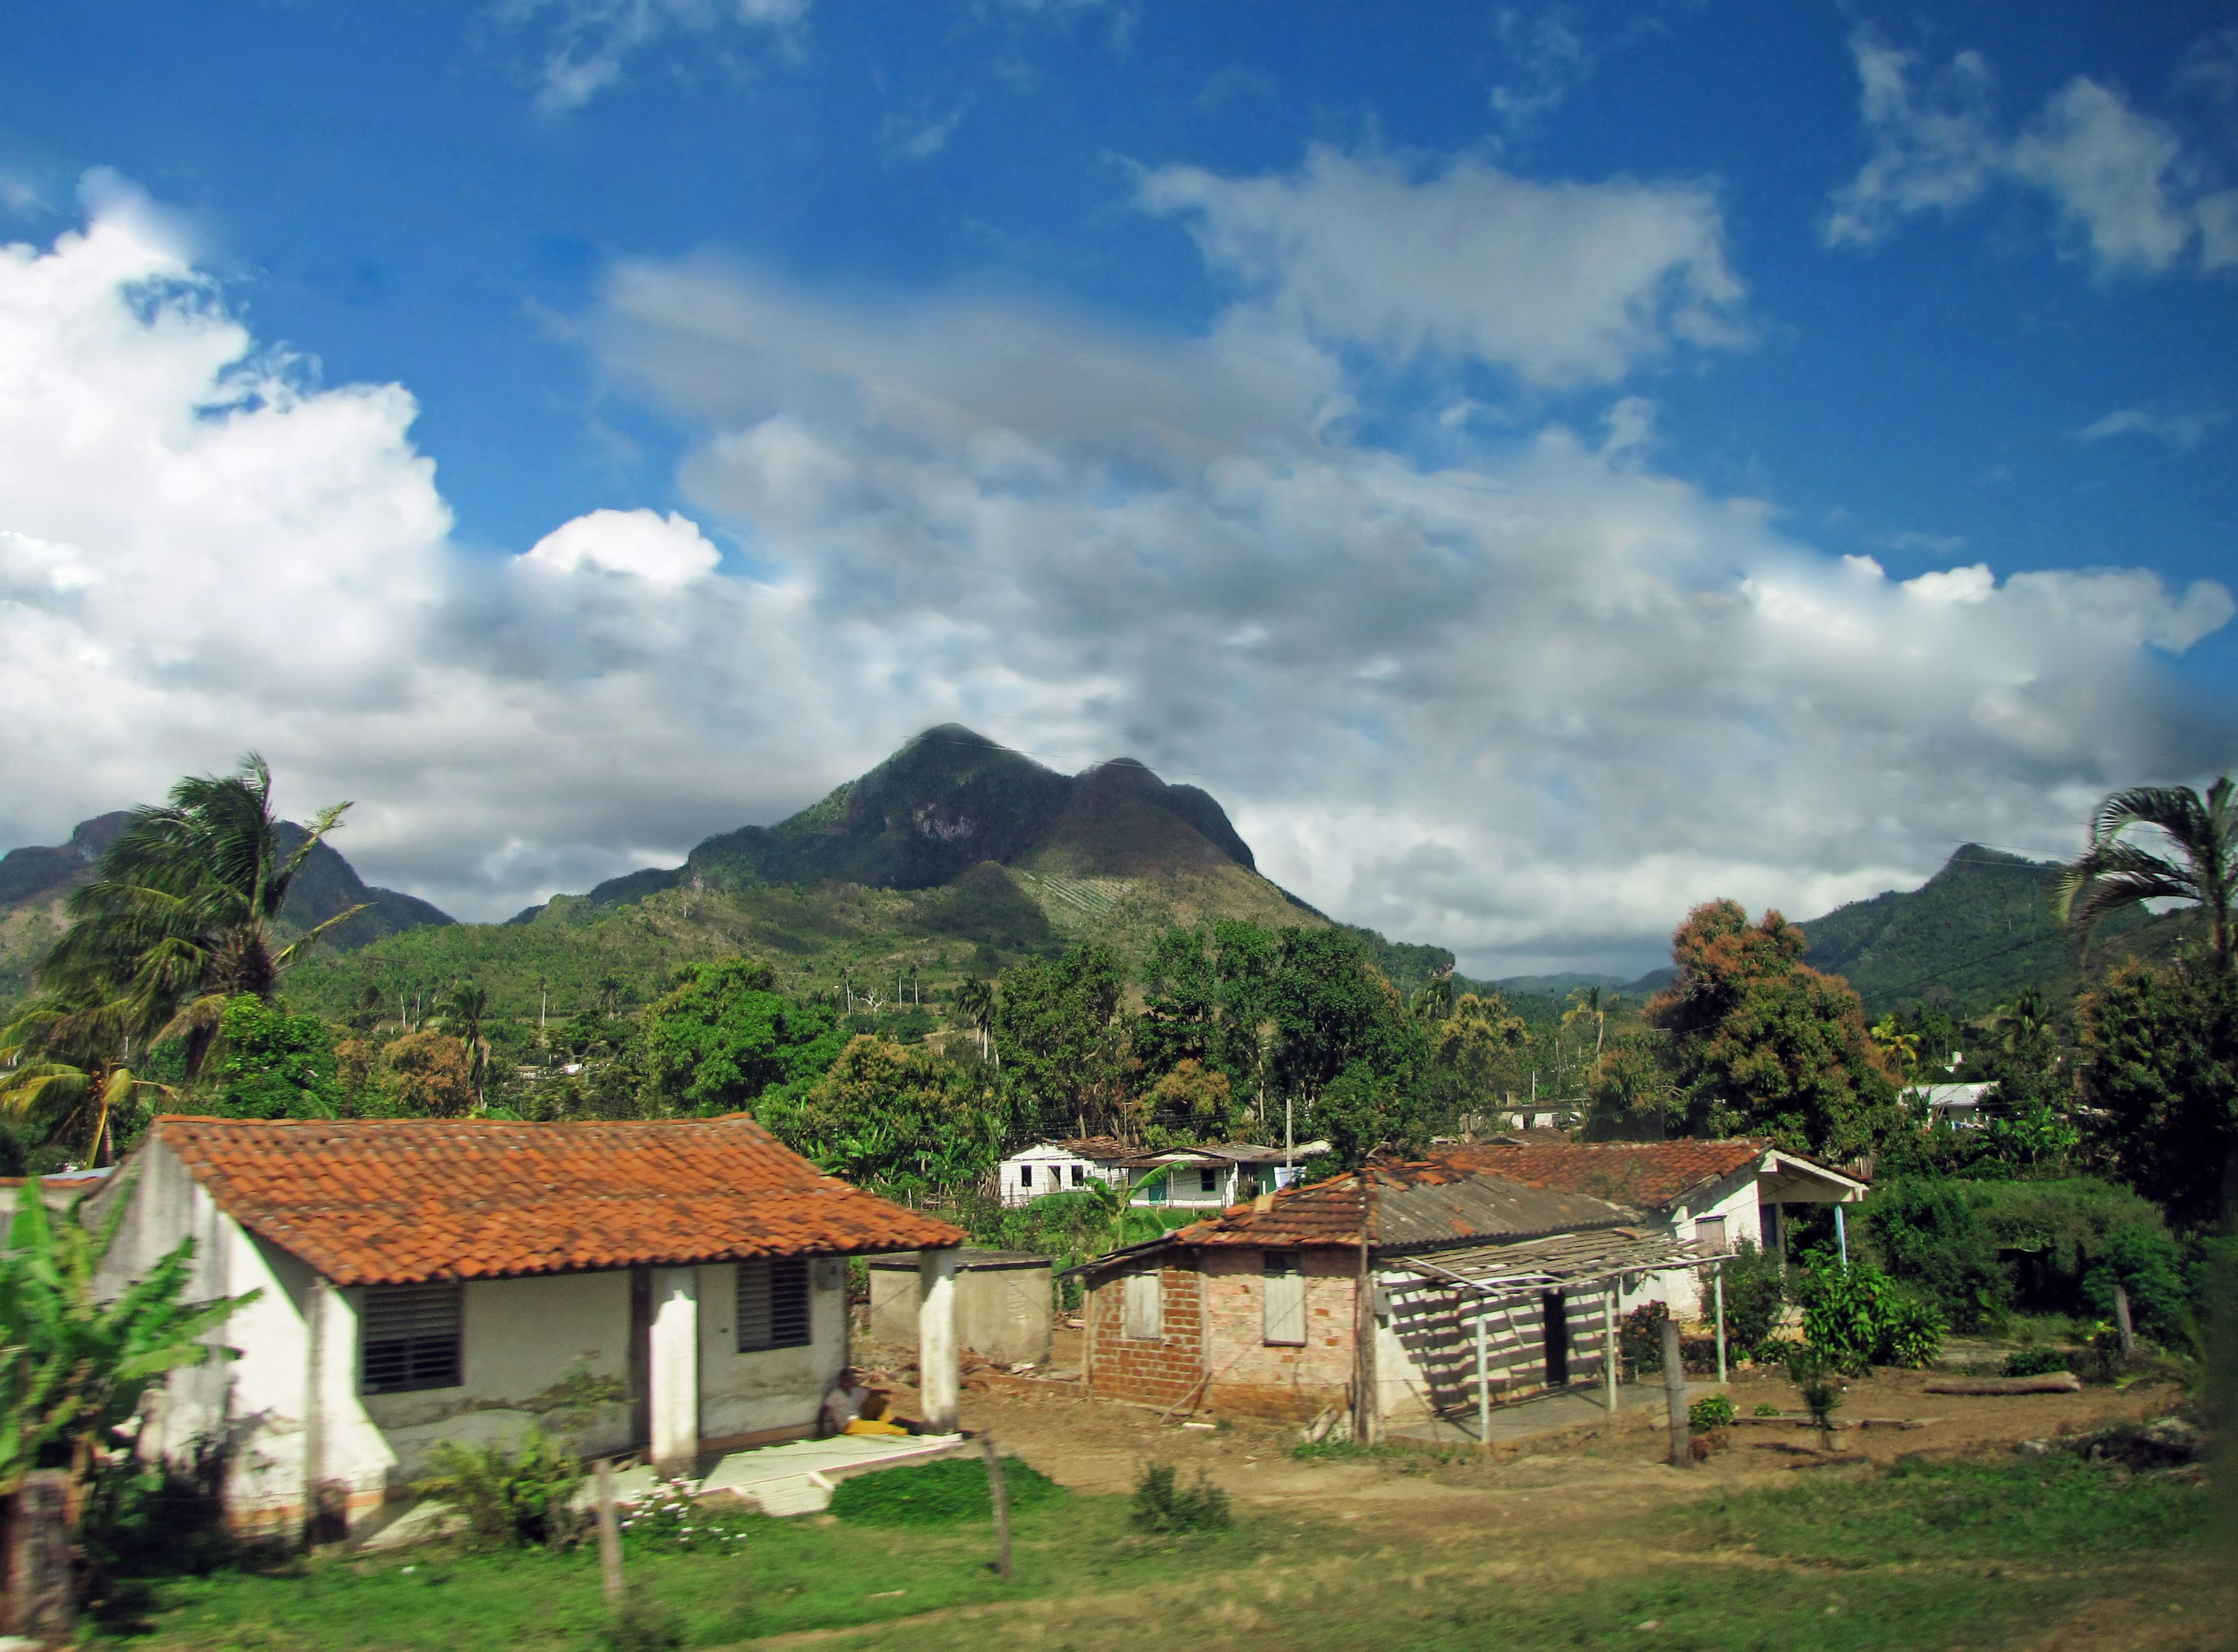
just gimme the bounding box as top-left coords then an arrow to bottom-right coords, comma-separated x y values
843,1327 -> 2235,1652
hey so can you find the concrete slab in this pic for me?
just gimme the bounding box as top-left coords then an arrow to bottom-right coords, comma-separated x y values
1392,1380 -> 1725,1446
694,1432 -> 967,1516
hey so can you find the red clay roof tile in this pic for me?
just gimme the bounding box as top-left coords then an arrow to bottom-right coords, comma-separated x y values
145,1114 -> 966,1287
1429,1139 -> 1765,1211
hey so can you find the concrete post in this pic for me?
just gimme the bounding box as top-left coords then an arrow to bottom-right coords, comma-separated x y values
1602,1284 -> 1619,1413
1475,1305 -> 1490,1445
648,1266 -> 701,1474
304,1278 -> 363,1544
919,1246 -> 960,1434
1713,1269 -> 1727,1387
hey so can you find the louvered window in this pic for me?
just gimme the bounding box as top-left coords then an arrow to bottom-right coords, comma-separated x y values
361,1284 -> 463,1393
1122,1270 -> 1162,1341
736,1257 -> 812,1352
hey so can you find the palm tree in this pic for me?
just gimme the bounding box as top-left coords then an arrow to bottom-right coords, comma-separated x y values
38,754 -> 363,1075
2054,777 -> 2235,973
443,982 -> 492,1110
1977,987 -> 2055,1069
0,1004 -> 172,1167
954,977 -> 996,1063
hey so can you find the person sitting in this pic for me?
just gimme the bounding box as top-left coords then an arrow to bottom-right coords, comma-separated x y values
819,1368 -> 909,1436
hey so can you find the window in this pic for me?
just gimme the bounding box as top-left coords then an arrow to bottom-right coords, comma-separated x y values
1122,1270 -> 1162,1340
1070,1164 -> 1085,1186
737,1257 -> 812,1352
1263,1252 -> 1306,1345
1198,1167 -> 1219,1193
1695,1216 -> 1728,1252
1019,1163 -> 1034,1188
361,1283 -> 462,1394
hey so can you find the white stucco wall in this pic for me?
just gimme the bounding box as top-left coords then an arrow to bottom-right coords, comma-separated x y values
694,1259 -> 849,1446
1615,1162 -> 1767,1323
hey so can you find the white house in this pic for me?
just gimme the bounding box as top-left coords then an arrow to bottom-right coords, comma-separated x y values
90,1115 -> 967,1537
1906,1082 -> 1996,1130
1126,1142 -> 1330,1210
1434,1139 -> 1868,1319
995,1137 -> 1135,1206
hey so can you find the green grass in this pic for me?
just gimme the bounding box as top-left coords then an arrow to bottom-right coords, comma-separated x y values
92,1454 -> 2225,1652
828,1456 -> 1064,1526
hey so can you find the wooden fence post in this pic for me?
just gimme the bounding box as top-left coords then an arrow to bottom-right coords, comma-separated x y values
595,1456 -> 625,1608
3,1471 -> 75,1643
1661,1316 -> 1691,1468
979,1433 -> 1012,1581
2113,1285 -> 2135,1357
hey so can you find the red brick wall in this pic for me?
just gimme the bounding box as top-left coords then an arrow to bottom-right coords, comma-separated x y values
1083,1262 -> 1205,1407
1198,1248 -> 1356,1421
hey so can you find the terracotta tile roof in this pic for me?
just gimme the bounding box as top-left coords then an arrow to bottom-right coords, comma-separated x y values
1078,1160 -> 1639,1266
1430,1139 -> 1767,1213
142,1115 -> 966,1287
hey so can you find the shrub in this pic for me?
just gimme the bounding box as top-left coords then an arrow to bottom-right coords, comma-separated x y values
1860,1180 -> 2008,1332
617,1475 -> 752,1553
1129,1463 -> 1231,1534
2003,1344 -> 2072,1378
828,1456 -> 1062,1527
601,1597 -> 684,1652
1785,1344 -> 1844,1443
2080,1224 -> 2191,1345
1751,1402 -> 1782,1417
1620,1301 -> 1670,1378
1719,1239 -> 1787,1347
414,1428 -> 582,1549
1688,1395 -> 1737,1432
1799,1257 -> 1944,1371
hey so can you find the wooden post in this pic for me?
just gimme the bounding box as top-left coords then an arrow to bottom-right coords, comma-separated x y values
979,1433 -> 1012,1581
1470,1303 -> 1490,1442
1603,1284 -> 1620,1413
3,1471 -> 75,1642
596,1456 -> 625,1608
2113,1285 -> 2135,1357
1713,1269 -> 1727,1386
1661,1316 -> 1691,1468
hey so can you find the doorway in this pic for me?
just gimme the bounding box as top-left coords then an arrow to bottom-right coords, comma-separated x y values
1541,1290 -> 1569,1386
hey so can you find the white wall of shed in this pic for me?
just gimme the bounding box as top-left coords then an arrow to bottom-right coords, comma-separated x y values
694,1259 -> 849,1445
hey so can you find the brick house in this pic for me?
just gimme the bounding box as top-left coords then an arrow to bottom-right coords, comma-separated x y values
90,1115 -> 966,1536
1074,1161 -> 1681,1430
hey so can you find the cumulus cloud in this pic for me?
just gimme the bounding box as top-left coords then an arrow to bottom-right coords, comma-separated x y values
2077,405 -> 2225,449
1,193 -> 2229,971
1136,144 -> 1748,387
1827,29 -> 2236,277
495,0 -> 807,111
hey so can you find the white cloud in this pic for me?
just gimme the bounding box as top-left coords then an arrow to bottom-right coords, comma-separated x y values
1827,29 -> 2232,277
1136,144 -> 1748,387
2077,406 -> 2224,449
496,0 -> 808,111
1870,530 -> 1968,555
1,193 -> 2228,972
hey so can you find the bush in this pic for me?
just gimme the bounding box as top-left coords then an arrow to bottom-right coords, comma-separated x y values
617,1475 -> 753,1552
1688,1395 -> 1737,1432
1860,1180 -> 2008,1333
1785,1345 -> 1844,1438
2080,1224 -> 2191,1344
1129,1463 -> 1231,1534
1620,1301 -> 1670,1378
828,1456 -> 1062,1527
414,1427 -> 582,1549
1719,1239 -> 1787,1347
1798,1258 -> 1944,1371
2001,1344 -> 2071,1378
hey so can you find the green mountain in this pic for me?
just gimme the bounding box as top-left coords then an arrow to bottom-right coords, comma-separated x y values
1792,843 -> 2163,1017
291,727 -> 1327,1021
0,813 -> 453,1012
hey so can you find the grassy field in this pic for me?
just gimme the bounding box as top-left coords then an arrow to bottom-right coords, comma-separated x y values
90,1450 -> 2230,1652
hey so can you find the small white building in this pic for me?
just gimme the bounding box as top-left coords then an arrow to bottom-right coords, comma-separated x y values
1437,1139 -> 1868,1319
90,1115 -> 966,1538
994,1137 -> 1136,1206
1125,1142 -> 1331,1210
1906,1082 -> 1996,1130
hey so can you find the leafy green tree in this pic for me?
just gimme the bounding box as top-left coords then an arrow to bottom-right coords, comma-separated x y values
1578,1028 -> 1682,1140
780,1035 -> 1008,1199
38,755 -> 361,1076
1428,992 -> 1529,1114
381,1031 -> 476,1118
640,958 -> 846,1116
993,945 -> 1131,1140
952,977 -> 995,1062
1265,928 -> 1424,1153
1309,1057 -> 1430,1168
2074,960 -> 2238,1229
1139,1059 -> 1245,1148
2056,776 -> 2235,973
1859,1180 -> 2009,1333
0,1183 -> 258,1507
1138,921 -> 1283,1126
206,995 -> 342,1119
1645,900 -> 1898,1158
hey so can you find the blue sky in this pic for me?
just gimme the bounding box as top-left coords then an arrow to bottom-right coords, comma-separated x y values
0,1 -> 2232,971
